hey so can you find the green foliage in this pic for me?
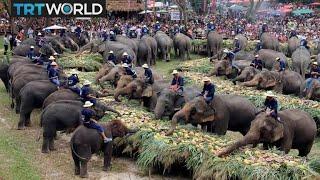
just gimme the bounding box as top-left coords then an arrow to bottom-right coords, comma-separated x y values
58,53 -> 102,72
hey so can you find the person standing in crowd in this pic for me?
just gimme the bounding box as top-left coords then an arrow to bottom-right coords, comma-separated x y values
27,27 -> 34,38
3,34 -> 9,55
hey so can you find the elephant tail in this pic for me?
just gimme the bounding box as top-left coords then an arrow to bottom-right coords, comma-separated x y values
36,128 -> 42,141
70,136 -> 91,161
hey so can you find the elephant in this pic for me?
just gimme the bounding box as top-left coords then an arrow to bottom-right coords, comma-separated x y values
207,31 -> 223,60
173,33 -> 191,61
116,35 -> 138,55
77,39 -> 103,54
42,88 -> 108,109
0,63 -> 9,91
258,49 -> 287,70
98,66 -> 126,87
137,38 -> 152,66
13,43 -> 57,57
207,60 -> 251,79
234,51 -> 255,61
41,100 -> 120,153
241,70 -> 304,96
154,87 -> 200,120
94,63 -> 115,83
98,41 -> 137,65
141,35 -> 157,65
114,79 -> 168,111
217,110 -> 317,157
70,120 -> 136,178
234,34 -> 247,51
232,66 -> 261,85
17,80 -> 62,129
305,79 -> 320,101
287,37 -> 300,57
166,95 -> 257,136
154,31 -> 173,62
260,33 -> 280,51
292,46 -> 311,78
20,37 -> 70,54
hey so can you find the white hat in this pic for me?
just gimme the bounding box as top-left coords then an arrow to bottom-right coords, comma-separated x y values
276,57 -> 280,61
53,52 -> 58,56
143,25 -> 147,28
264,91 -> 276,98
37,32 -> 42,36
156,21 -> 159,23
51,61 -> 57,66
235,37 -> 239,40
49,56 -> 55,60
203,77 -> 211,82
123,52 -> 128,56
83,80 -> 91,85
142,64 -> 149,68
30,46 -> 34,49
255,55 -> 259,58
223,49 -> 229,53
83,101 -> 93,108
256,40 -> 260,43
312,62 -> 318,66
172,70 -> 178,75
122,63 -> 129,68
109,50 -> 113,54
110,31 -> 114,35
70,69 -> 78,75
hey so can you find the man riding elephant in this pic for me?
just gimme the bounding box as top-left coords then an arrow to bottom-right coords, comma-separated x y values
223,49 -> 241,73
80,80 -> 97,105
67,69 -> 80,94
170,70 -> 184,95
263,91 -> 280,122
48,61 -> 61,89
304,62 -> 320,93
200,77 -> 215,105
250,55 -> 263,71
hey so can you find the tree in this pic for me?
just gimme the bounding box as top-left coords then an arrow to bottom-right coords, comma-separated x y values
173,0 -> 188,26
246,0 -> 264,22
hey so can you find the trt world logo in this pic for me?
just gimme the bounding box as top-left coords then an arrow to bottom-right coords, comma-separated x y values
11,0 -> 106,17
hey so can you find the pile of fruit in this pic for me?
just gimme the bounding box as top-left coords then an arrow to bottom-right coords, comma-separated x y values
58,53 -> 102,71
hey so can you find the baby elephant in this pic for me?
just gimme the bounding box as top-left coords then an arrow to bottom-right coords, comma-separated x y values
70,120 -> 136,178
217,109 -> 317,157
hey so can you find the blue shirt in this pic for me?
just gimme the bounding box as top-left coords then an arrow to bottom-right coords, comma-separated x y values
125,67 -> 137,78
256,42 -> 262,51
142,27 -> 149,34
251,58 -> 263,67
68,74 -> 79,86
27,50 -> 35,60
310,66 -> 320,78
279,60 -> 286,71
144,68 -> 153,84
171,76 -> 184,87
201,83 -> 215,98
234,40 -> 241,52
154,24 -> 161,31
81,85 -> 90,98
207,23 -> 215,31
122,56 -> 132,64
48,68 -> 59,79
226,52 -> 235,61
81,108 -> 96,122
107,54 -> 116,64
300,39 -> 308,47
75,27 -> 82,37
264,98 -> 278,114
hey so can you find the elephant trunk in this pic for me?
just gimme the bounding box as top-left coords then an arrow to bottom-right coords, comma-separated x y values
166,106 -> 191,136
217,132 -> 260,157
114,87 -> 131,102
103,105 -> 121,116
56,41 -> 69,52
69,38 -> 80,52
98,73 -> 115,87
154,101 -> 165,120
241,76 -> 259,87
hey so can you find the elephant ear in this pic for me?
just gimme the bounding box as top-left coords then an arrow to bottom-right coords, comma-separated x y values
142,85 -> 153,97
195,98 -> 207,114
264,76 -> 277,88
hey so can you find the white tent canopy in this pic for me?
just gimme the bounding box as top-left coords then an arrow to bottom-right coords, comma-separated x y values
42,25 -> 67,31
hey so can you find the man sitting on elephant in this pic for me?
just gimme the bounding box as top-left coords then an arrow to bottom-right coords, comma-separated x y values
200,77 -> 215,104
223,49 -> 241,73
276,57 -> 286,72
109,31 -> 116,41
170,70 -> 184,95
81,80 -> 96,105
141,25 -> 149,38
122,52 -> 132,67
46,55 -> 56,72
142,64 -> 153,85
48,61 -> 61,89
154,21 -> 161,32
289,28 -> 298,39
207,22 -> 215,34
255,40 -> 262,53
106,51 -> 116,66
251,55 -> 263,71
264,91 -> 281,122
233,37 -> 241,54
122,63 -> 137,79
68,69 -> 80,94
81,101 -> 113,143
304,62 -> 320,92
27,45 -> 36,61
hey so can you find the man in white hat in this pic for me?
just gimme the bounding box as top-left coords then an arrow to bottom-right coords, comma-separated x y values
223,49 -> 241,73
304,62 -> 320,92
250,54 -> 263,71
207,21 -> 215,34
122,52 -> 132,67
255,39 -> 262,53
276,57 -> 286,72
122,63 -> 137,78
142,64 -> 153,85
105,50 -> 116,66
109,31 -> 116,41
129,27 -> 137,38
263,91 -> 280,121
233,37 -> 241,53
154,21 -> 161,32
141,25 -> 149,38
27,45 -> 36,61
170,70 -> 184,94
80,80 -> 97,104
81,101 -> 112,143
46,55 -> 56,71
300,37 -> 309,50
67,69 -> 80,94
289,27 -> 297,39
200,77 -> 215,104
48,61 -> 60,89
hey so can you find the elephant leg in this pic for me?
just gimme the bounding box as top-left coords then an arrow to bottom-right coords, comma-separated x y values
79,161 -> 89,178
187,50 -> 190,60
103,142 -> 113,171
72,151 -> 80,175
213,118 -> 229,135
49,138 -> 56,151
15,98 -> 20,114
25,112 -> 32,127
298,143 -> 313,157
41,137 -> 50,153
18,113 -> 27,129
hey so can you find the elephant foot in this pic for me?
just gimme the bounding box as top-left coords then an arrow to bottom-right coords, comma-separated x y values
25,122 -> 31,127
80,173 -> 89,178
17,125 -> 25,130
103,166 -> 110,172
41,149 -> 49,154
10,103 -> 14,109
75,168 -> 80,175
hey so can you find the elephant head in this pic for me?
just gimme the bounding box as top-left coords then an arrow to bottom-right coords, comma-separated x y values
98,67 -> 125,88
209,60 -> 231,77
154,88 -> 176,119
166,96 -> 213,136
93,100 -> 121,119
234,66 -> 257,83
95,63 -> 115,84
79,31 -> 90,46
103,120 -> 138,138
241,71 -> 277,89
114,79 -> 145,102
217,112 -> 284,157
40,44 -> 58,56
62,36 -> 80,52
